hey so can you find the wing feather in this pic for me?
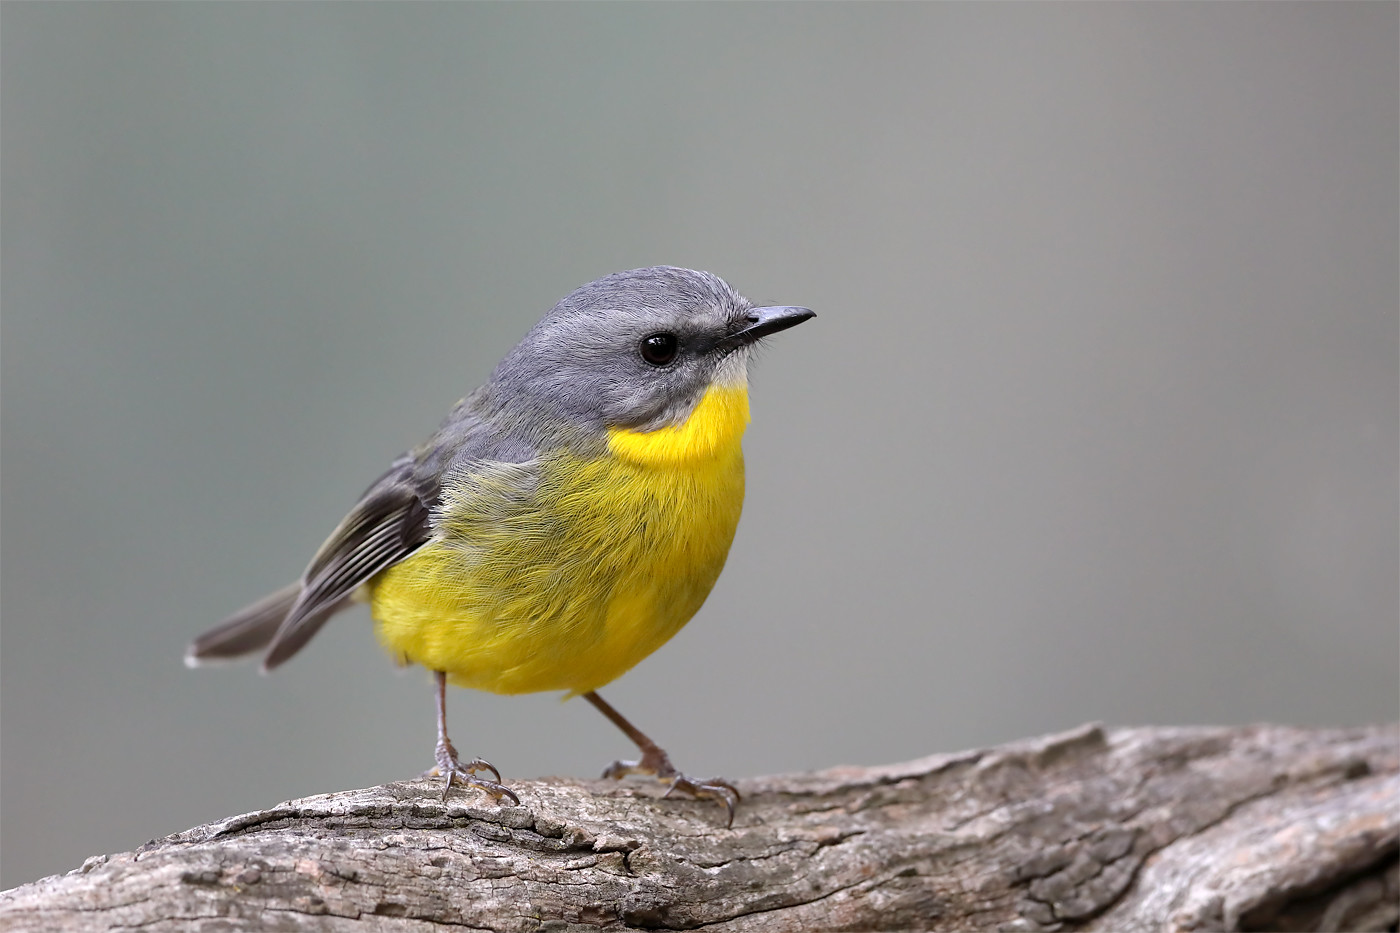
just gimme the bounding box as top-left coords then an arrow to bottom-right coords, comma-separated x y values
261,458 -> 435,670
189,392 -> 531,673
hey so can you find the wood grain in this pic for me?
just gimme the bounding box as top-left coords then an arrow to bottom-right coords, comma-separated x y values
2,724 -> 1395,931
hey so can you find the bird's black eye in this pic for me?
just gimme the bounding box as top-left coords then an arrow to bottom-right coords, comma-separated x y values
640,332 -> 679,366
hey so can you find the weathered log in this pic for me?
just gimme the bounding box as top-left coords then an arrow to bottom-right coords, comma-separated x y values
2,724 -> 1395,932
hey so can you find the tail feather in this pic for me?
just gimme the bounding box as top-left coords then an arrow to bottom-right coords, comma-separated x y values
261,597 -> 348,671
186,583 -> 301,666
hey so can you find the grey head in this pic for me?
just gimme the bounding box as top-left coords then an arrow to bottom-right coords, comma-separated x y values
483,266 -> 813,438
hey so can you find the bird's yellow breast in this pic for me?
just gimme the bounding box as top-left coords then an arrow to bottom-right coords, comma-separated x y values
368,386 -> 749,695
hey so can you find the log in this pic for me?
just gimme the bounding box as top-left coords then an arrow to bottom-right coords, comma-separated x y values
1,724 -> 1395,932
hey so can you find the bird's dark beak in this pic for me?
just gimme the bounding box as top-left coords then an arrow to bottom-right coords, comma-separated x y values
730,306 -> 816,346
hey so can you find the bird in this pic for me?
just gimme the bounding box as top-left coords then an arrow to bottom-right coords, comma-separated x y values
186,266 -> 814,826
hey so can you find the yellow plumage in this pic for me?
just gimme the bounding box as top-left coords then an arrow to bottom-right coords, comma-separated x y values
369,385 -> 750,696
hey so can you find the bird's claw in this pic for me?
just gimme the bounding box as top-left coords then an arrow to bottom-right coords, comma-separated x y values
439,771 -> 519,806
600,748 -> 740,828
427,739 -> 518,805
663,773 -> 740,828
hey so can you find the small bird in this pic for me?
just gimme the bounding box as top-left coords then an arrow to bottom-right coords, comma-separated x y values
186,266 -> 813,825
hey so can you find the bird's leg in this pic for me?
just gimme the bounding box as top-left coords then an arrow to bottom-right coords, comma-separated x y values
583,690 -> 740,827
427,670 -> 518,805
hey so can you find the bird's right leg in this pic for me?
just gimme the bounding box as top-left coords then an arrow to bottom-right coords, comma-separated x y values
584,690 -> 740,827
427,670 -> 519,805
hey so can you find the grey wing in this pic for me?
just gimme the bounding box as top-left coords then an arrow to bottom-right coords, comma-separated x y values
260,455 -> 436,670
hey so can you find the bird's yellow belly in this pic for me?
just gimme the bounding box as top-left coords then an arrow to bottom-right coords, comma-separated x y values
368,388 -> 749,695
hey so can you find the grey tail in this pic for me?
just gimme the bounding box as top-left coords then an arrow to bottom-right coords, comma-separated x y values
185,583 -> 302,666
259,597 -> 348,672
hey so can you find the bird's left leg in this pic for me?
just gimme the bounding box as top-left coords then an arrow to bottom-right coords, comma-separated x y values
427,670 -> 519,805
583,690 -> 739,827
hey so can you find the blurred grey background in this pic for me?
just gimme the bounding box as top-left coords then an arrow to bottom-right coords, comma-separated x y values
3,3 -> 1396,888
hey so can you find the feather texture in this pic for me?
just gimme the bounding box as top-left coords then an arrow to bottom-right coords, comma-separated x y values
260,459 -> 435,670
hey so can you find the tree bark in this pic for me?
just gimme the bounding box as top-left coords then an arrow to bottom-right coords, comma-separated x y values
2,724 -> 1396,932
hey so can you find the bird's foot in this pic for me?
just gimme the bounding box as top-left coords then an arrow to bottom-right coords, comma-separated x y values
424,737 -> 519,805
601,746 -> 740,827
